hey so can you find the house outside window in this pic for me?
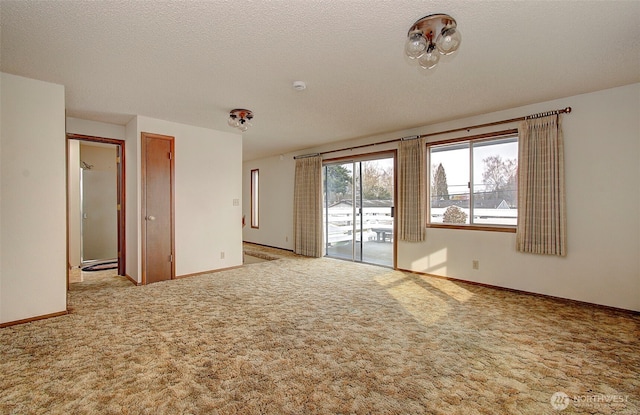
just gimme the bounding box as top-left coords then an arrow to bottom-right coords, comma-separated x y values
428,133 -> 518,230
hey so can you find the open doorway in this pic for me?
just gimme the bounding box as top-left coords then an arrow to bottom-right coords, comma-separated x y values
67,134 -> 125,285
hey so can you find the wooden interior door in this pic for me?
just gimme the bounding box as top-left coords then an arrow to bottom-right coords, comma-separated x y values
142,132 -> 175,284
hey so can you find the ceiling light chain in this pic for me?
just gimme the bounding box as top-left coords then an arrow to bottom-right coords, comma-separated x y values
405,13 -> 462,70
228,109 -> 253,132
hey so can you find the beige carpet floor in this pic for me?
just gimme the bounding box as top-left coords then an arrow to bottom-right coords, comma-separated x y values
1,245 -> 638,414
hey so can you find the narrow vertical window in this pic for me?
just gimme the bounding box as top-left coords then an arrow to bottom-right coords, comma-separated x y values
251,169 -> 259,228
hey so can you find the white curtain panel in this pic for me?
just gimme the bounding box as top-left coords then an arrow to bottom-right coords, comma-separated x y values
517,115 -> 567,256
293,156 -> 323,257
397,138 -> 427,242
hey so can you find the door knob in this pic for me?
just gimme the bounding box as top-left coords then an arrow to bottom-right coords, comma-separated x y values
147,215 -> 156,221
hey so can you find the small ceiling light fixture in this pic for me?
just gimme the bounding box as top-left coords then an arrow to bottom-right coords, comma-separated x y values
228,108 -> 253,132
293,81 -> 306,91
405,13 -> 462,70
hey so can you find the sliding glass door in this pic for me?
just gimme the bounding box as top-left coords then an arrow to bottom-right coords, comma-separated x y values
323,154 -> 395,267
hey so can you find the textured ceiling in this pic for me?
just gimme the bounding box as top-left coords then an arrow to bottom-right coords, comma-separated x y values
2,1 -> 639,161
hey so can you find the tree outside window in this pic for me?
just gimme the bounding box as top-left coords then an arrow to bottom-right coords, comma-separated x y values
429,135 -> 518,227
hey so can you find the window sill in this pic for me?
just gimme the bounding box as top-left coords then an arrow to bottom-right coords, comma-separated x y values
427,224 -> 516,233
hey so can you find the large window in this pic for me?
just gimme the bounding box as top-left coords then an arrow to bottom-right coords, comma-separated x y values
428,133 -> 518,229
251,169 -> 259,228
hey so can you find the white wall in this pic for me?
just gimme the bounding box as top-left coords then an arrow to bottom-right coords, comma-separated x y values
243,83 -> 640,311
243,155 -> 296,250
134,116 -> 243,280
67,116 -> 243,282
66,117 -> 126,140
1,73 -> 67,324
67,140 -> 81,268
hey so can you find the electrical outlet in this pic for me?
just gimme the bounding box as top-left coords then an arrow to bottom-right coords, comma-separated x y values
233,198 -> 239,206
220,251 -> 225,259
472,260 -> 479,270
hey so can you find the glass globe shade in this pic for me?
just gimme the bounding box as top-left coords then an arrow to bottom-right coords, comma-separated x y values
418,48 -> 440,69
405,32 -> 427,59
435,27 -> 461,55
239,124 -> 248,132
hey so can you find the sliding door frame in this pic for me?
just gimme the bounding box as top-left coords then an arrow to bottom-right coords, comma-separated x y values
323,150 -> 397,268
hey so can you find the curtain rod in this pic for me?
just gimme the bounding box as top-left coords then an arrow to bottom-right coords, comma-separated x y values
294,106 -> 571,160
293,153 -> 321,159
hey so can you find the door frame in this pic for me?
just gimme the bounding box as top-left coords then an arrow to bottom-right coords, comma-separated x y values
66,133 -> 126,285
323,150 -> 397,268
141,132 -> 176,285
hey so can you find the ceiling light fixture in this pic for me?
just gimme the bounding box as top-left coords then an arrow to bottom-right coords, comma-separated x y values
228,108 -> 253,132
405,13 -> 461,70
293,81 -> 306,91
